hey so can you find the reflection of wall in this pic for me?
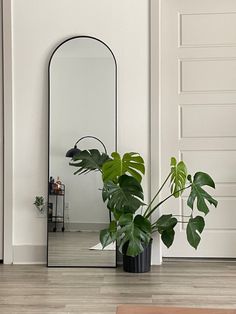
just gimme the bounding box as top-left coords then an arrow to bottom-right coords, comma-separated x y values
50,57 -> 115,227
11,0 -> 150,264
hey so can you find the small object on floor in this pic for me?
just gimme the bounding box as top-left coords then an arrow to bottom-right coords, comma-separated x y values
89,242 -> 116,250
116,306 -> 236,314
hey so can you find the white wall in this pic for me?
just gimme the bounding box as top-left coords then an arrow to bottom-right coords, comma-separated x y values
11,0 -> 150,262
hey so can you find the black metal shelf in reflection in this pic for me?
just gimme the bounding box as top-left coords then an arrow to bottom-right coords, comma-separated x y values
48,184 -> 65,232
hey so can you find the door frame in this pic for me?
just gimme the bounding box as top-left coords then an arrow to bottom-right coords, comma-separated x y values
0,0 -> 3,261
3,0 -> 13,264
150,0 -> 162,264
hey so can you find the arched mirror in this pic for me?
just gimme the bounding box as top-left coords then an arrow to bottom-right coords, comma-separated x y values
47,36 -> 117,267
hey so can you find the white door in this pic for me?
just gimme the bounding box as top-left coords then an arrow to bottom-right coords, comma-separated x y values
160,0 -> 236,257
0,0 -> 3,261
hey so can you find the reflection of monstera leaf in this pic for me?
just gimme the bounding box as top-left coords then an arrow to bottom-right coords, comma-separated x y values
187,216 -> 205,249
170,157 -> 187,197
69,149 -> 110,175
117,214 -> 152,257
102,152 -> 145,183
102,175 -> 144,214
100,220 -> 117,248
187,172 -> 218,215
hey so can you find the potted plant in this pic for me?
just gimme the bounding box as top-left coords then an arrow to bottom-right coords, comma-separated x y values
69,150 -> 217,272
33,196 -> 45,212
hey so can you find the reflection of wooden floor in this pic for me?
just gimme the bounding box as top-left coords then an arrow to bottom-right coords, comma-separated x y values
48,231 -> 116,267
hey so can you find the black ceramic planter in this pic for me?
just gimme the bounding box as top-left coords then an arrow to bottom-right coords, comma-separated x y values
123,240 -> 152,273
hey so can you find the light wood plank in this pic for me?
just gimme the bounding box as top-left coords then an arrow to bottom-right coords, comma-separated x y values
0,261 -> 236,313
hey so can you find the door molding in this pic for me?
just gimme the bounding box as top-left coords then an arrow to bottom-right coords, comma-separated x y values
0,0 -> 3,261
3,0 -> 13,264
150,0 -> 162,264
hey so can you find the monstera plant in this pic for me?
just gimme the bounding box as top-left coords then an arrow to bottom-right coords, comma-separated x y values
69,150 -> 217,260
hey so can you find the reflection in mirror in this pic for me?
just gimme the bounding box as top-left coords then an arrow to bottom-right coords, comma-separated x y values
48,36 -> 117,267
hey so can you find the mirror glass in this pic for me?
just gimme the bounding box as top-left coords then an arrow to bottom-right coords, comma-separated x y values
48,37 -> 117,267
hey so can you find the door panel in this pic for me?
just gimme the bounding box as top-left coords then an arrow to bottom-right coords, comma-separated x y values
161,0 -> 236,257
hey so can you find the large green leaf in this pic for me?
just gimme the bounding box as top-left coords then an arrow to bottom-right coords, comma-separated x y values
187,172 -> 218,215
69,149 -> 110,175
153,214 -> 178,248
170,157 -> 187,197
186,216 -> 205,249
117,214 -> 152,257
161,229 -> 175,248
119,213 -> 133,226
102,175 -> 144,214
102,152 -> 145,183
100,220 -> 117,248
154,214 -> 178,233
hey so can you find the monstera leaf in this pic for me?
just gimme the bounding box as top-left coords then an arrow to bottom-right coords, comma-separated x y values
187,172 -> 218,215
102,175 -> 144,214
117,214 -> 152,257
154,214 -> 178,233
100,220 -> 117,248
154,214 -> 178,248
102,152 -> 145,183
186,216 -> 205,249
170,157 -> 187,197
69,149 -> 110,175
161,229 -> 176,248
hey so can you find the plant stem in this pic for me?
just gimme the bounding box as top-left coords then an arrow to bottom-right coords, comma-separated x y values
151,228 -> 159,233
143,172 -> 172,217
173,214 -> 191,218
145,184 -> 192,219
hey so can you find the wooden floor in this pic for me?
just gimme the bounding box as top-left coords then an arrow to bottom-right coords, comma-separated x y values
0,260 -> 236,313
